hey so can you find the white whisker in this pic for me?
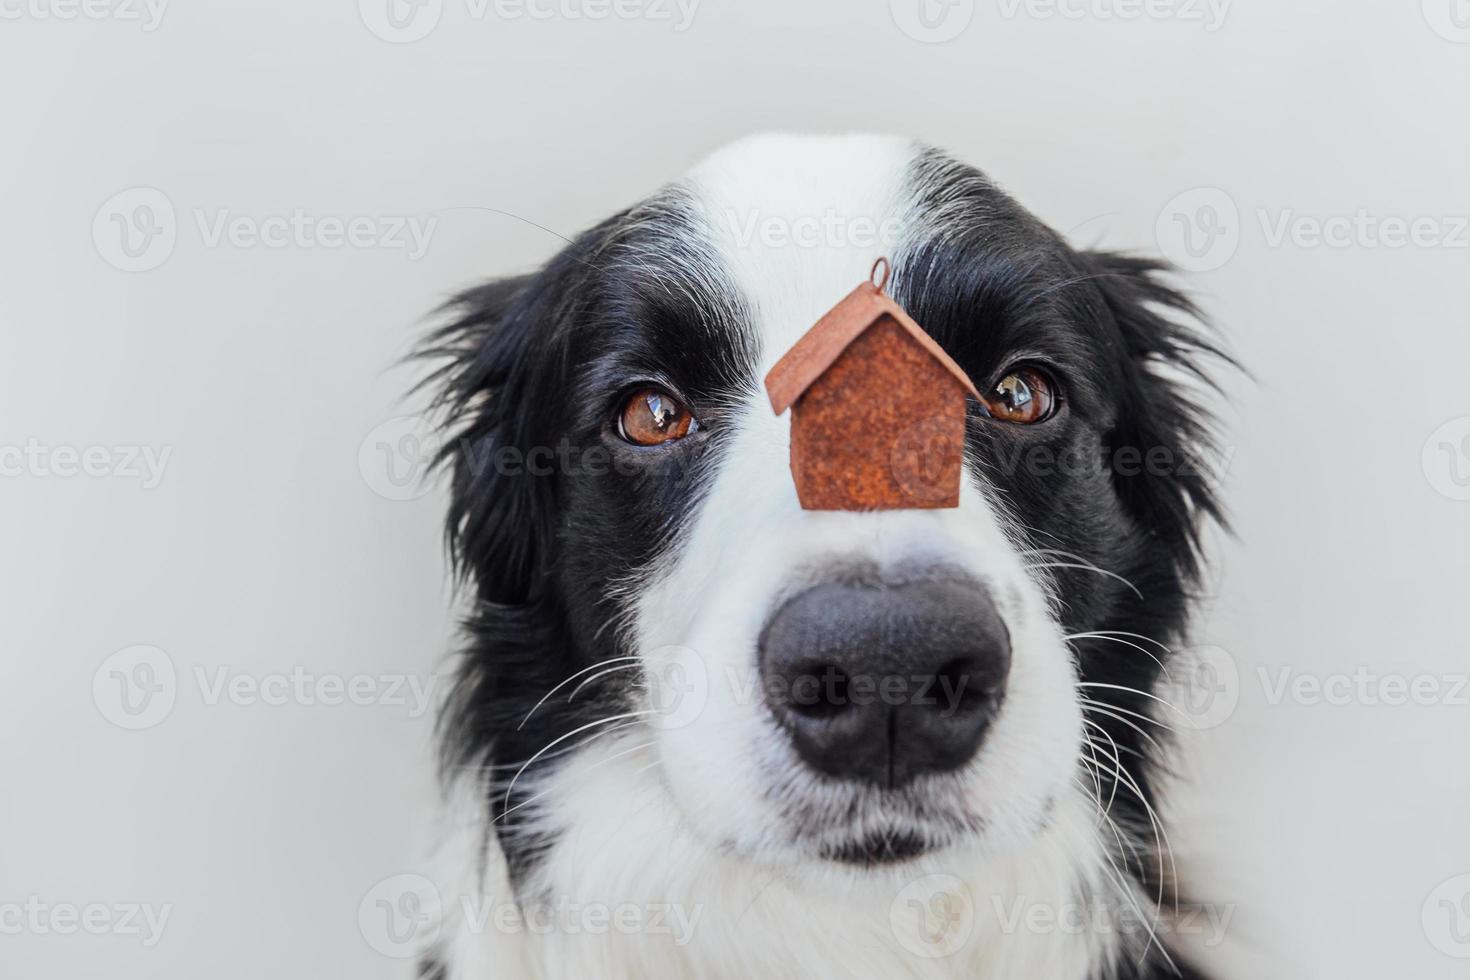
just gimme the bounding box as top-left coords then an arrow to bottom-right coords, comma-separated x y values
1024,562 -> 1145,600
517,656 -> 640,730
567,661 -> 645,702
502,711 -> 656,811
1063,632 -> 1172,679
1081,700 -> 1173,757
493,738 -> 658,827
1076,682 -> 1189,720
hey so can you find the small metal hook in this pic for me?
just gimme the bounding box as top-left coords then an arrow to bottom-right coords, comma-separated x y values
870,256 -> 891,293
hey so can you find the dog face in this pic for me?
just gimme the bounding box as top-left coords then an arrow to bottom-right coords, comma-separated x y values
431,134 -> 1218,887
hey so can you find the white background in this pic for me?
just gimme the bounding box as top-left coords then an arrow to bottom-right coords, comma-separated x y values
2,1 -> 1469,977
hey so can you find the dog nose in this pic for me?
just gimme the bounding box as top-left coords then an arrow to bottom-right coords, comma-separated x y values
758,578 -> 1011,788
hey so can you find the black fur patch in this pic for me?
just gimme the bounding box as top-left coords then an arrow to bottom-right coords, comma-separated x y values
421,188 -> 754,878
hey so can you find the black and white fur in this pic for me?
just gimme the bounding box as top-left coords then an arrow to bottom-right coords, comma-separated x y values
417,134 -> 1226,980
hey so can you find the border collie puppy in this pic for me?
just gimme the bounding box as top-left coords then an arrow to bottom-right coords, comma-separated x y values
417,133 -> 1226,980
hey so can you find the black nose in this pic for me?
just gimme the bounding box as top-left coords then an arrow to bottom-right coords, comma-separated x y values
759,577 -> 1011,788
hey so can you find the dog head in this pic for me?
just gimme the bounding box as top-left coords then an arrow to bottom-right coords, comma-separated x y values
428,133 -> 1222,881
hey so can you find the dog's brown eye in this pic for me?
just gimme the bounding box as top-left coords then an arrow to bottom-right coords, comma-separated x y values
986,367 -> 1057,424
618,388 -> 696,446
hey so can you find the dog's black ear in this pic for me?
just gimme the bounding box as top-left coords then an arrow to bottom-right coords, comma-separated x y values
1081,251 -> 1232,585
420,270 -> 568,605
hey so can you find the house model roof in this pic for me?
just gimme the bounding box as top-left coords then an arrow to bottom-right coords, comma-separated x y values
764,280 -> 982,415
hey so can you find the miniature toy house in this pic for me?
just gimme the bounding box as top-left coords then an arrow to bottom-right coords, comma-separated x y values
765,266 -> 980,511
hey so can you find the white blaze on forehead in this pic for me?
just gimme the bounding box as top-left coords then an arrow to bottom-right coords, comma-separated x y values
623,135 -> 1083,873
684,132 -> 922,373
